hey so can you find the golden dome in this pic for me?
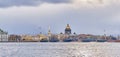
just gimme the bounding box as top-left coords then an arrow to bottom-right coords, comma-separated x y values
66,24 -> 71,29
65,24 -> 71,34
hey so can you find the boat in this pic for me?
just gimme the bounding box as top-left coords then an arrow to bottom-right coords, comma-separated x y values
63,38 -> 73,42
97,39 -> 107,42
40,38 -> 48,42
49,38 -> 59,42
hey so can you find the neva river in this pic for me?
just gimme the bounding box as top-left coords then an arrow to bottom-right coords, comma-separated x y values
0,42 -> 120,57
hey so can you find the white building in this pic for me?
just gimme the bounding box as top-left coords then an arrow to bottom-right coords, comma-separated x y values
0,29 -> 8,42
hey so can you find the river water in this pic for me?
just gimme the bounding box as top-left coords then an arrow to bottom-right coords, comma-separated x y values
0,42 -> 120,57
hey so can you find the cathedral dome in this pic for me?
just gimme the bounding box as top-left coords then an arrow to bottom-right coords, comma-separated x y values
65,24 -> 71,30
65,24 -> 71,34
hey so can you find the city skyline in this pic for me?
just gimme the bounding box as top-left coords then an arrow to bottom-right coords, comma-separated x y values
0,0 -> 120,35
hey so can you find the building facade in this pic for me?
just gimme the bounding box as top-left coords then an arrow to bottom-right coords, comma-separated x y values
0,29 -> 8,42
8,35 -> 21,42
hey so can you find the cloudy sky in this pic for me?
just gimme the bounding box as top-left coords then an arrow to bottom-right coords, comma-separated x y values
0,0 -> 120,35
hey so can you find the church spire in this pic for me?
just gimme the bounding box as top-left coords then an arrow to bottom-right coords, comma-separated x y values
48,26 -> 52,42
48,26 -> 51,35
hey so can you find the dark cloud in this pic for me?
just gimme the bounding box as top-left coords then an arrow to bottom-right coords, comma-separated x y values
0,0 -> 70,7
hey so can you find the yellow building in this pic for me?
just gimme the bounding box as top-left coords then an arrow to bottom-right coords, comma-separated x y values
37,34 -> 48,41
21,35 -> 33,41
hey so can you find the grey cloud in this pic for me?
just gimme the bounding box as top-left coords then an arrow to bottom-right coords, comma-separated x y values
0,0 -> 70,8
40,0 -> 70,3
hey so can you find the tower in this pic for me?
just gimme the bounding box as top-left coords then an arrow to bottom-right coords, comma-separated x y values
48,26 -> 51,41
65,24 -> 71,34
48,26 -> 51,36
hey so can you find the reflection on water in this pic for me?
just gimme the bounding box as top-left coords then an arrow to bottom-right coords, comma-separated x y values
0,42 -> 120,57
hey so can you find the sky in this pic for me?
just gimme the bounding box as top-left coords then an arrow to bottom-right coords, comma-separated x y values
0,0 -> 120,35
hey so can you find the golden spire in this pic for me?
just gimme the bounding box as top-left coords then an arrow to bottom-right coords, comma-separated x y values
48,26 -> 51,34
